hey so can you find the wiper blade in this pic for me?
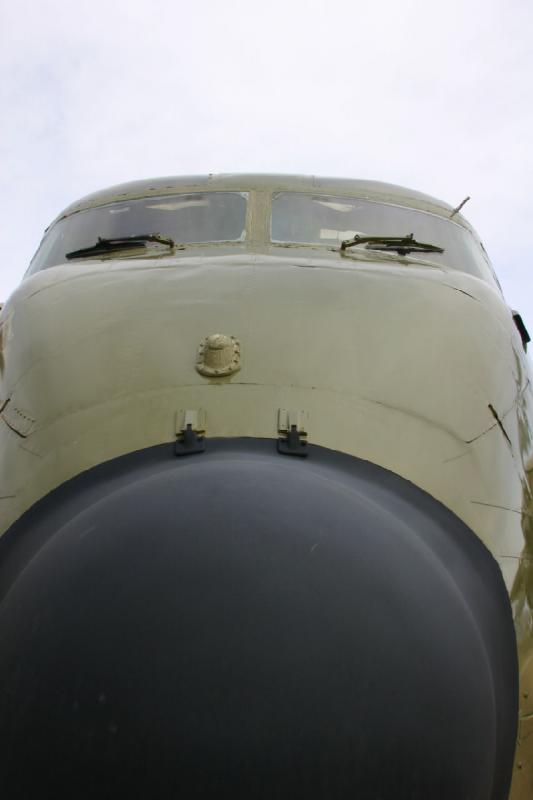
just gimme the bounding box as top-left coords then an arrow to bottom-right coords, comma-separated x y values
340,233 -> 444,256
66,233 -> 177,260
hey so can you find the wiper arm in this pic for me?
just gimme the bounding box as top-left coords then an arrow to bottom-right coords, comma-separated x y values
340,233 -> 444,256
66,233 -> 177,260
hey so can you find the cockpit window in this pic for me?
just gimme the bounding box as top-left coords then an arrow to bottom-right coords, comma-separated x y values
27,192 -> 248,273
271,192 -> 496,283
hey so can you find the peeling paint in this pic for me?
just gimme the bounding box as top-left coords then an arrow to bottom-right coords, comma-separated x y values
442,451 -> 470,464
489,402 -> 513,448
441,283 -> 479,301
471,500 -> 530,517
18,443 -> 43,458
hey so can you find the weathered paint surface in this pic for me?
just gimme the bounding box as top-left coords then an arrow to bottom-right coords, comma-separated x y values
1,175 -> 532,797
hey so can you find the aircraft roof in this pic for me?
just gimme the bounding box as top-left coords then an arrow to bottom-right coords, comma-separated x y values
53,174 -> 468,229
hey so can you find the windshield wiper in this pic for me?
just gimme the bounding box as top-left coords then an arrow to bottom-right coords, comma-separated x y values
66,233 -> 177,260
340,233 -> 444,256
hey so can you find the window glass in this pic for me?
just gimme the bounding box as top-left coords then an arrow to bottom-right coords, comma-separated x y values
28,192 -> 248,273
271,192 -> 495,283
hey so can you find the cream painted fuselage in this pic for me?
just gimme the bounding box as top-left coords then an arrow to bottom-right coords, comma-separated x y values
0,176 -> 531,800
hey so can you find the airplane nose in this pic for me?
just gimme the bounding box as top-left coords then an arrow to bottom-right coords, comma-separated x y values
0,440 -> 517,800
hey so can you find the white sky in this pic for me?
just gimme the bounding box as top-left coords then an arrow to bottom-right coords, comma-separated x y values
1,0 -> 532,335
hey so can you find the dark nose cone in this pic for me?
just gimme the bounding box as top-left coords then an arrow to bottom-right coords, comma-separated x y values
0,440 -> 517,800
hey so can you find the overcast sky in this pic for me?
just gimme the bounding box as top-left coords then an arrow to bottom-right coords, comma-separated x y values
1,0 -> 532,333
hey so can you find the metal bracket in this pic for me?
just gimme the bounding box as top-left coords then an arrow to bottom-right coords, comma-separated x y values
175,409 -> 206,456
277,409 -> 309,457
512,310 -> 530,351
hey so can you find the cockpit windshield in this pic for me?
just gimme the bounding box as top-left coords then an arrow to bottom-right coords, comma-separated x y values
27,192 -> 248,273
27,186 -> 497,287
271,192 -> 496,283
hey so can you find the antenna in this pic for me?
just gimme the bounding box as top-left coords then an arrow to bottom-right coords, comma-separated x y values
450,196 -> 470,219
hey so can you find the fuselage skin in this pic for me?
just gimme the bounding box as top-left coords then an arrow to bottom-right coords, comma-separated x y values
0,176 -> 531,798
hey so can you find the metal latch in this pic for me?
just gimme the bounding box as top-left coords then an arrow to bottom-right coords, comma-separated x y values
175,409 -> 206,456
277,409 -> 309,457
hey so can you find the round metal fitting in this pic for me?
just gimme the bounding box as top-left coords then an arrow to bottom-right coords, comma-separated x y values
196,334 -> 241,377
